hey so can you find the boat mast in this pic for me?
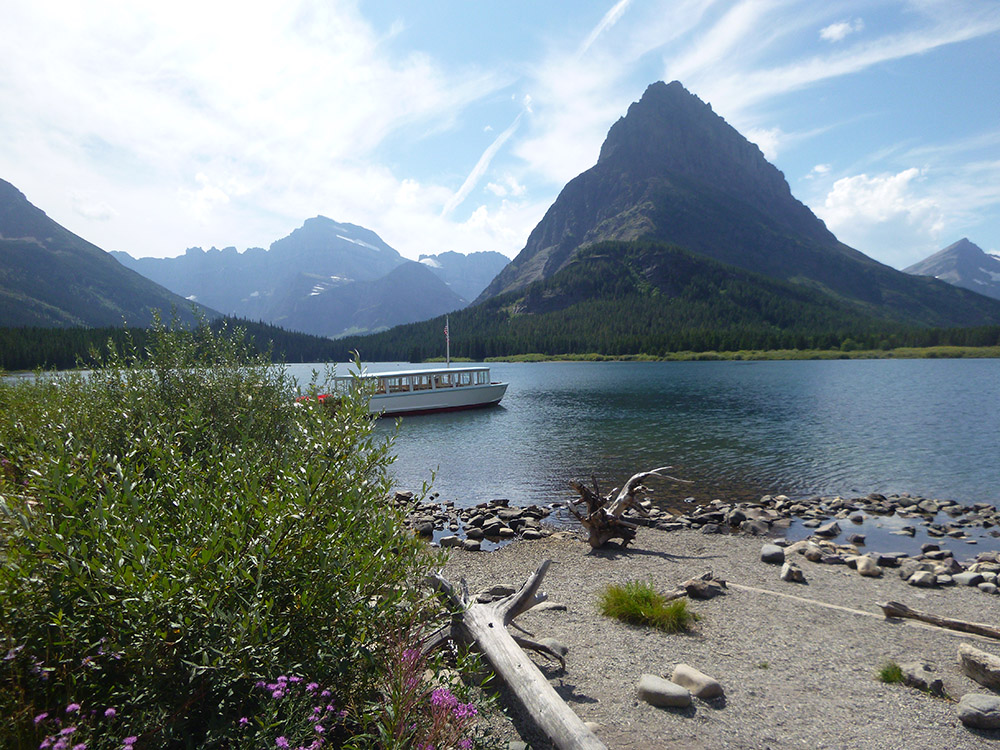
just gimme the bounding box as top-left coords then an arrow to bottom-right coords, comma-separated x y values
445,315 -> 450,368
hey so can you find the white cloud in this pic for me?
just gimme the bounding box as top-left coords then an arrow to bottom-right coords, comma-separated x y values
820,19 -> 864,43
486,175 -> 527,198
70,191 -> 117,221
808,163 -> 832,178
442,112 -> 524,217
815,168 -> 946,266
745,127 -> 782,160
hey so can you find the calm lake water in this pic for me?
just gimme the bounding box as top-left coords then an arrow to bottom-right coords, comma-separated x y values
287,359 -> 1000,517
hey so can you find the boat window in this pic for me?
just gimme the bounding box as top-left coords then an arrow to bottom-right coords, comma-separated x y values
477,370 -> 488,384
434,374 -> 453,388
386,376 -> 410,393
413,374 -> 432,391
457,372 -> 472,387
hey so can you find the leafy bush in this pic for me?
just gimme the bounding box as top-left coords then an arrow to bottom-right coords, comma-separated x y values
598,581 -> 697,633
0,317 -> 444,748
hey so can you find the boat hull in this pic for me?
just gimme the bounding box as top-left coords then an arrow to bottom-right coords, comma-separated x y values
369,382 -> 508,417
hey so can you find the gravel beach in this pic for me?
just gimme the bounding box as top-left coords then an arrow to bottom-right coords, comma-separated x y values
440,526 -> 1000,749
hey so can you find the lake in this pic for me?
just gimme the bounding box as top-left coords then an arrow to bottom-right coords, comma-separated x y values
287,358 -> 1000,518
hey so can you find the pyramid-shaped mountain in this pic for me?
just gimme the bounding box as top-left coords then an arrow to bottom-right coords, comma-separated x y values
477,81 -> 1000,327
0,178 -> 210,327
904,238 -> 1000,302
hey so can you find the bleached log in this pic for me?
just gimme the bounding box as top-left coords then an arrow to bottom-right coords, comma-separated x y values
879,601 -> 1000,640
428,560 -> 606,750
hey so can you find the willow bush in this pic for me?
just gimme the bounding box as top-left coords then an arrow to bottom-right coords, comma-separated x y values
0,318 -> 443,748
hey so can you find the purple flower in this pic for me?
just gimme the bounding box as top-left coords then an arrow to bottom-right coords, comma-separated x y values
104,708 -> 117,719
59,727 -> 77,736
239,717 -> 249,726
72,744 -> 87,750
457,740 -> 472,750
289,676 -> 302,683
122,737 -> 137,748
65,704 -> 81,714
275,738 -> 289,749
276,675 -> 289,683
454,702 -> 478,720
314,724 -> 325,734
39,739 -> 52,749
430,688 -> 457,710
306,682 -> 319,692
34,712 -> 49,725
271,689 -> 285,699
320,689 -> 331,698
4,645 -> 23,660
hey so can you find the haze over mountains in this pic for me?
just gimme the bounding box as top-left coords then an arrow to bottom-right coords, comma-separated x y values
112,219 -> 508,338
904,238 -> 1000,302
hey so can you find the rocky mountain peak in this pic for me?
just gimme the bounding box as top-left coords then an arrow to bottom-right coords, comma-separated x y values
595,81 -> 792,208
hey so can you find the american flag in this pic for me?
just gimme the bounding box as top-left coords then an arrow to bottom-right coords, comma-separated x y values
444,320 -> 450,343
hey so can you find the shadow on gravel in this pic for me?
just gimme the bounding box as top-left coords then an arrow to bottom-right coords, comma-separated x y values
586,543 -> 724,563
551,679 -> 599,705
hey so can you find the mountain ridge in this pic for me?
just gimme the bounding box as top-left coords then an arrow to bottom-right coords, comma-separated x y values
474,81 -> 1000,329
904,238 -> 1000,302
0,178 -> 211,327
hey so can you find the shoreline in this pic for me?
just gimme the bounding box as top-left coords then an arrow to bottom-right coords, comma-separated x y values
467,345 -> 1000,363
439,525 -> 1000,749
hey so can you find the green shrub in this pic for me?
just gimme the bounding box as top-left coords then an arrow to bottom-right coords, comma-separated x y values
878,661 -> 904,684
598,581 -> 697,633
0,317 -> 444,748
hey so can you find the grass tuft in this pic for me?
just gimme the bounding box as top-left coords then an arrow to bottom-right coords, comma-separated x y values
598,580 -> 697,633
878,661 -> 904,684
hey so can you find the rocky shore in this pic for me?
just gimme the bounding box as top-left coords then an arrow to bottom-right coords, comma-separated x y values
399,489 -> 1000,748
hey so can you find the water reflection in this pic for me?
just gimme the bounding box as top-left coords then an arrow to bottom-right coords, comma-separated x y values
286,358 -> 1000,511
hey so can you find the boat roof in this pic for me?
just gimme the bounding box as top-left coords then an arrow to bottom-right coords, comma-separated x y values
334,365 -> 491,379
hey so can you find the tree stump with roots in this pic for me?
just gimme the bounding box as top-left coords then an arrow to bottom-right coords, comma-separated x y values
567,466 -> 686,548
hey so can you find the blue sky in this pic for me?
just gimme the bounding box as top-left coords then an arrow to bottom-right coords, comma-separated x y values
1,1 -> 998,269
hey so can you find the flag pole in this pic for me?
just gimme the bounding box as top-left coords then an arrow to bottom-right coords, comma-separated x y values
445,315 -> 450,368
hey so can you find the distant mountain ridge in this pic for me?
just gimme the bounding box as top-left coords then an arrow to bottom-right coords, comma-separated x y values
475,81 -> 1000,328
904,238 -> 1000,302
113,219 -> 509,337
0,178 -> 210,327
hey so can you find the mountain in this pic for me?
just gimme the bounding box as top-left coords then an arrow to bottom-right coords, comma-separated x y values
0,179 -> 210,327
476,81 -> 1000,328
112,217 -> 404,320
267,261 -> 466,338
113,220 -> 505,337
418,250 -> 509,301
904,238 -> 1000,302
333,239 -> 964,362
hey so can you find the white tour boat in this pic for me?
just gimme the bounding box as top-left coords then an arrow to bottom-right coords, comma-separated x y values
318,365 -> 508,417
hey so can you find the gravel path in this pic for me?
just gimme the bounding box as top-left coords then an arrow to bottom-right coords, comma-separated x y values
441,527 -> 1000,750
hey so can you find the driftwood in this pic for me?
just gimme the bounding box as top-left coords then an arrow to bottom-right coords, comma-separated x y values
567,466 -> 686,548
879,601 -> 1000,640
426,560 -> 606,750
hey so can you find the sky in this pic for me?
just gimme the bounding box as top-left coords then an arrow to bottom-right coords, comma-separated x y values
1,1 -> 998,270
